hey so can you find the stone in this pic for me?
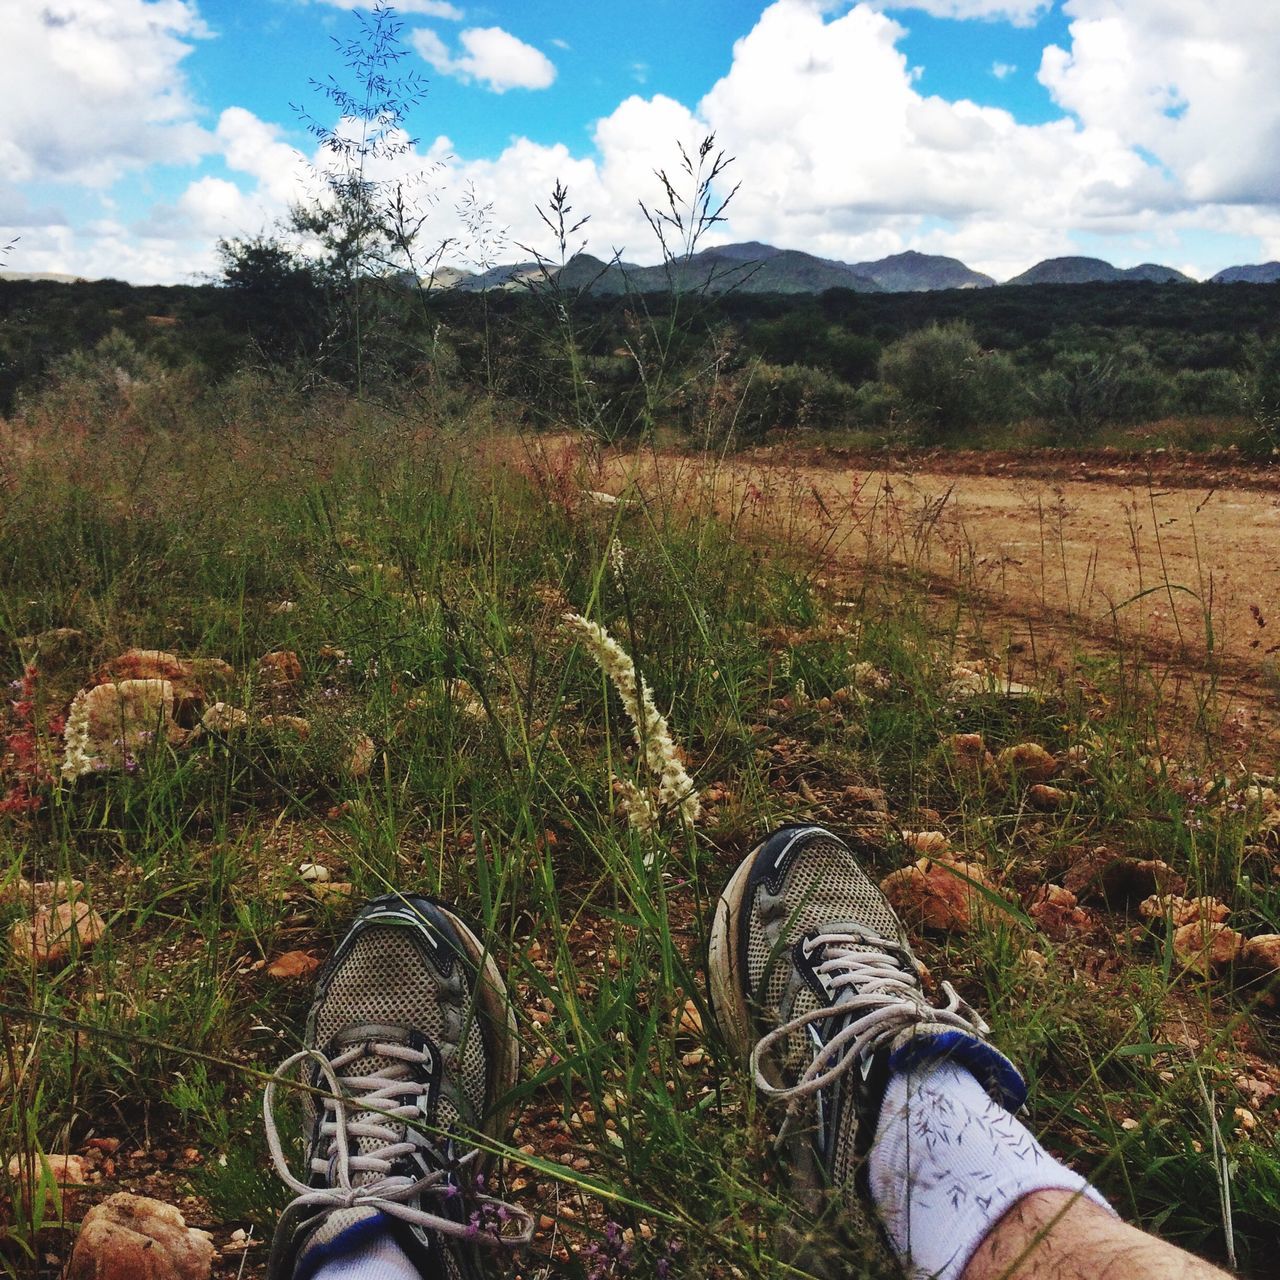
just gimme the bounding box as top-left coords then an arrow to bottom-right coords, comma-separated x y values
17,627 -> 86,671
260,715 -> 310,741
1028,884 -> 1091,941
1027,784 -> 1069,811
944,732 -> 994,777
1138,895 -> 1230,927
902,830 -> 950,855
842,785 -> 889,813
62,680 -> 178,779
266,950 -> 321,980
297,863 -> 329,883
1237,934 -> 1280,1009
1172,922 -> 1244,976
91,651 -> 226,726
344,732 -> 376,779
994,743 -> 1058,783
258,651 -> 302,690
309,881 -> 353,902
199,703 -> 250,735
7,1152 -> 87,1187
1064,849 -> 1185,906
880,858 -> 993,934
10,901 -> 106,966
68,1193 -> 214,1280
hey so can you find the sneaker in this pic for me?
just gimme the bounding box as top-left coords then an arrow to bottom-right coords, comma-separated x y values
709,824 -> 1025,1209
265,894 -> 532,1280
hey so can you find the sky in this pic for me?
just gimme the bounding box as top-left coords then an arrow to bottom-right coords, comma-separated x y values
3,0 -> 1279,285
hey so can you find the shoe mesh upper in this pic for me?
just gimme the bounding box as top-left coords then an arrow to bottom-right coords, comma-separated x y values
746,834 -> 905,1081
744,832 -> 911,1220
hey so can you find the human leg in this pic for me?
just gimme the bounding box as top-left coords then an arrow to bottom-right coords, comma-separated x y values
710,823 -> 1230,1280
263,894 -> 531,1280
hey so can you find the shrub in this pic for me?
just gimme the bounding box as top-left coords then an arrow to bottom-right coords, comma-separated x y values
1244,335 -> 1280,457
717,360 -> 857,444
878,321 -> 981,441
877,321 -> 1024,443
1173,367 -> 1249,417
1035,344 -> 1171,441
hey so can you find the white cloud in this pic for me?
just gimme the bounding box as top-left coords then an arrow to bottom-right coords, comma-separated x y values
991,60 -> 1016,79
1040,0 -> 1280,206
410,25 -> 556,92
871,0 -> 1051,26
0,0 -> 211,188
318,0 -> 463,17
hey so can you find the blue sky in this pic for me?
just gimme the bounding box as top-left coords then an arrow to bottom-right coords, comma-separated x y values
3,1 -> 1279,283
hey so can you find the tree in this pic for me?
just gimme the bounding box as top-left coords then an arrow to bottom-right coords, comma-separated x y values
216,235 -> 326,365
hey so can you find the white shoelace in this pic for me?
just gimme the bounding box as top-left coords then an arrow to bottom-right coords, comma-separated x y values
264,1042 -> 534,1247
750,928 -> 985,1106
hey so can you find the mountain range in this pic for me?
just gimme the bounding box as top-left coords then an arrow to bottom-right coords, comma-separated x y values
426,245 -> 1279,295
5,250 -> 1280,293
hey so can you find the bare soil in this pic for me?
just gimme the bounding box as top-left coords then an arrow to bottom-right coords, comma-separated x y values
602,441 -> 1280,753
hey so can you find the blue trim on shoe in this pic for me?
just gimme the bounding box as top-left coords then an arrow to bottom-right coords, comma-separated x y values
888,1030 -> 1028,1111
294,1211 -> 394,1280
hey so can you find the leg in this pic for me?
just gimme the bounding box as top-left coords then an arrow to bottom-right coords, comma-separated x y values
263,894 -> 532,1280
709,824 -> 1231,1280
963,1191 -> 1230,1280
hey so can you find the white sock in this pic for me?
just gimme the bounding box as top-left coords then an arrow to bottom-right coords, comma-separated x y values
308,1228 -> 429,1280
867,1059 -> 1113,1280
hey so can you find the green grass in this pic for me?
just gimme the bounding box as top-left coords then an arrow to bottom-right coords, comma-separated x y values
0,379 -> 1275,1278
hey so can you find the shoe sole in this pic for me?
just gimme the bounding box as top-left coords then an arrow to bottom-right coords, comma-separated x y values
709,838 -> 768,1075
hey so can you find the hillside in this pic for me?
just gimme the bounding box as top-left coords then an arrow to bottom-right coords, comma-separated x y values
1008,256 -> 1193,285
849,249 -> 994,291
1212,262 -> 1280,284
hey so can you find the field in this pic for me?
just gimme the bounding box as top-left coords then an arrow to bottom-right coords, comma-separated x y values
0,385 -> 1278,1280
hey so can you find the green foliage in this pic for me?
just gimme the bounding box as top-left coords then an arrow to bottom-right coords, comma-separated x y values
719,359 -> 858,442
877,320 -> 1021,441
1035,344 -> 1172,441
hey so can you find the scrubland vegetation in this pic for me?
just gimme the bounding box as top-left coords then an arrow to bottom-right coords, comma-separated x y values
1,358 -> 1278,1278
1,8 -> 1277,1277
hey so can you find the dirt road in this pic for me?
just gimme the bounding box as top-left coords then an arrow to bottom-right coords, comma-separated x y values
601,445 -> 1280,740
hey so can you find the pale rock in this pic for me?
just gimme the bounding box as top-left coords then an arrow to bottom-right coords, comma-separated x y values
880,858 -> 992,934
266,950 -> 321,980
1138,895 -> 1230,927
297,863 -> 329,883
260,714 -> 311,740
62,680 -> 178,778
68,1193 -> 213,1280
995,743 -> 1058,783
902,830 -> 950,855
1027,784 -> 1069,811
199,703 -> 250,735
1028,884 -> 1091,940
10,901 -> 106,966
7,1152 -> 87,1187
257,651 -> 302,691
1172,922 -> 1244,975
945,732 -> 994,777
344,732 -> 376,779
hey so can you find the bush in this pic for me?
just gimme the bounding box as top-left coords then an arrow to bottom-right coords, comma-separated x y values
1244,335 -> 1280,457
1035,344 -> 1171,441
878,322 -> 980,441
1173,367 -> 1249,416
717,360 -> 857,444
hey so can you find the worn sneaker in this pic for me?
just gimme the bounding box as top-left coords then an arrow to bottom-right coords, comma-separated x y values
265,894 -> 531,1280
709,824 -> 1026,1209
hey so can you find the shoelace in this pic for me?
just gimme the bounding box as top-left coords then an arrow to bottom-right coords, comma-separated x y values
750,927 -> 986,1106
264,1041 -> 534,1247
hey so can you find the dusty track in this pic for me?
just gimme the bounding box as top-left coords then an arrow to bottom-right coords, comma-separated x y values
599,443 -> 1280,752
